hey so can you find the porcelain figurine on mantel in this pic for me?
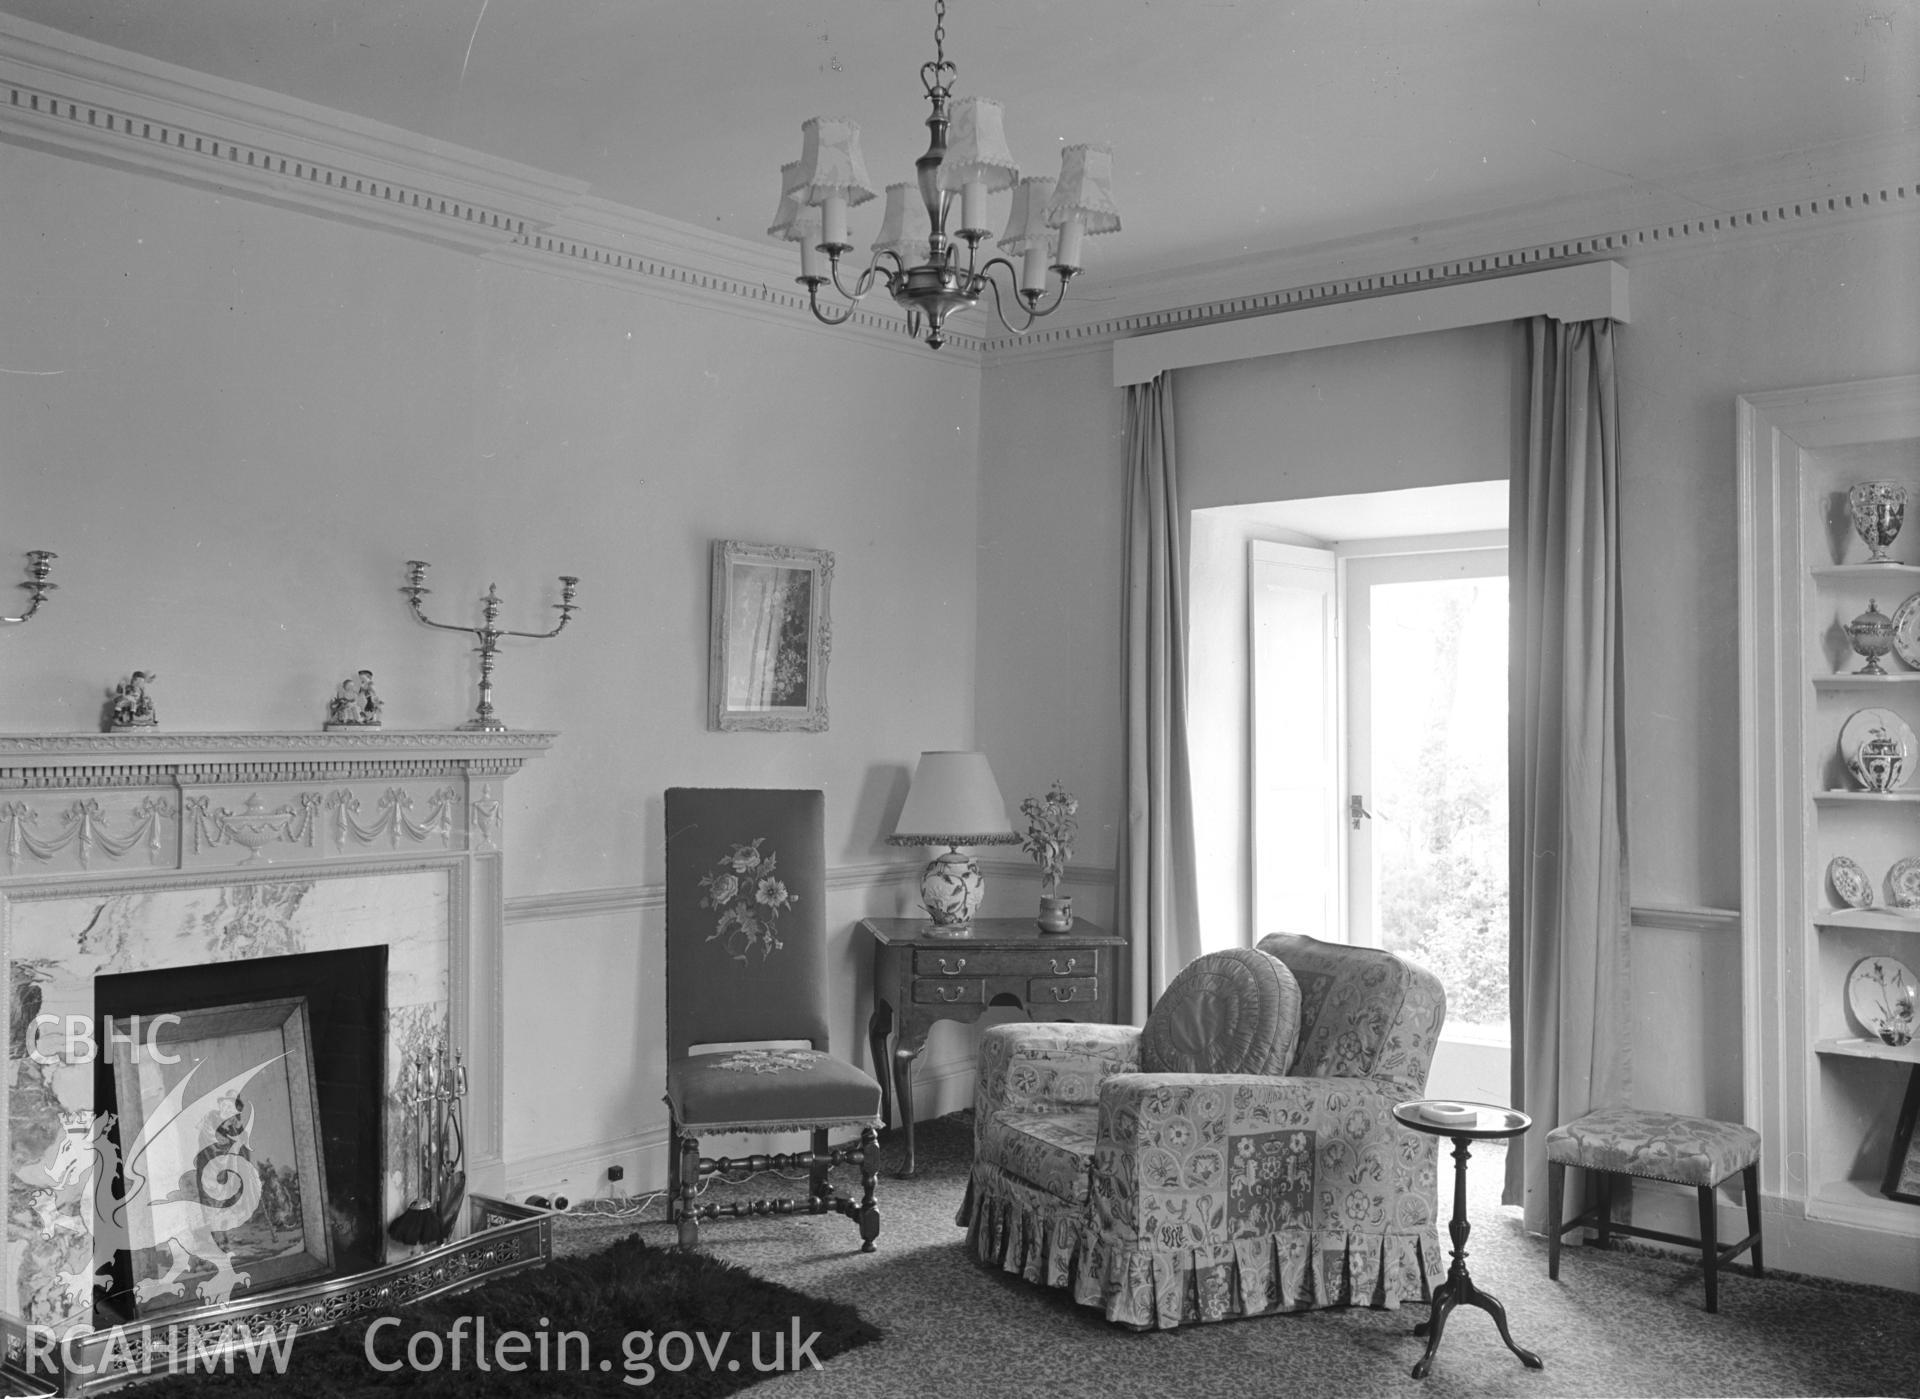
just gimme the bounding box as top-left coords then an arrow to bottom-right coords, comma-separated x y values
104,671 -> 158,732
325,669 -> 384,729
1020,781 -> 1080,932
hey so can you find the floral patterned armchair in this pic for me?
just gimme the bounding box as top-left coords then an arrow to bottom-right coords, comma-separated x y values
957,933 -> 1448,1329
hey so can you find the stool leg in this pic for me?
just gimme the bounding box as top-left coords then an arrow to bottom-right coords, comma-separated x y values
1596,1172 -> 1615,1249
1547,1161 -> 1565,1280
1697,1184 -> 1719,1313
1743,1163 -> 1764,1277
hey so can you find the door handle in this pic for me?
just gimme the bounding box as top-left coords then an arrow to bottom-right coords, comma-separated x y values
1349,794 -> 1372,829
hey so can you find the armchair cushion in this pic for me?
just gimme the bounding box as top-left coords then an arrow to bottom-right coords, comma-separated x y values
1140,947 -> 1301,1076
981,1109 -> 1100,1204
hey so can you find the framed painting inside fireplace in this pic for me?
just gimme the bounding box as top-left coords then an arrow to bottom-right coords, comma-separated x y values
708,539 -> 834,732
108,996 -> 333,1316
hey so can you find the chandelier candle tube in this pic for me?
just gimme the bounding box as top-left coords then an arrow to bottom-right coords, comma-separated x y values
795,208 -> 826,281
1055,214 -> 1086,271
821,193 -> 850,252
1020,247 -> 1047,293
961,180 -> 986,237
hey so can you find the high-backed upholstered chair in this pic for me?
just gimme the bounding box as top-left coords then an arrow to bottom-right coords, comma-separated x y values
663,787 -> 881,1251
958,932 -> 1447,1328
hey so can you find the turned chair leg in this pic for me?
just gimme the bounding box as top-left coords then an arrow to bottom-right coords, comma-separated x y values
675,1129 -> 702,1250
809,1127 -> 830,1203
857,1124 -> 880,1252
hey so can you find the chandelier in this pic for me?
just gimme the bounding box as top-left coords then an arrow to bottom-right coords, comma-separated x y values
769,0 -> 1120,349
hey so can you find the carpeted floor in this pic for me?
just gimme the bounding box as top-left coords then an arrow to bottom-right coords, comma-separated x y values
551,1113 -> 1920,1399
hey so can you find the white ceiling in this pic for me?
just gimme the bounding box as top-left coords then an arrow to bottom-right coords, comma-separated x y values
3,0 -> 1915,284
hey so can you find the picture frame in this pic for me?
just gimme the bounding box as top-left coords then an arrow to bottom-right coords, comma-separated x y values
107,997 -> 333,1316
1885,1068 -> 1920,1206
708,539 -> 834,732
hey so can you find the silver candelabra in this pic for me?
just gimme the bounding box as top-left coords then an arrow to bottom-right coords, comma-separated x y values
1,552 -> 58,627
402,560 -> 579,731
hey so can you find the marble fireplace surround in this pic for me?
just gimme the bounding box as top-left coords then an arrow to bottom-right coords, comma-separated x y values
0,730 -> 552,1335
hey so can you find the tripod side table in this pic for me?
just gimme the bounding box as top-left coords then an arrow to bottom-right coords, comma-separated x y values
1393,1099 -> 1545,1381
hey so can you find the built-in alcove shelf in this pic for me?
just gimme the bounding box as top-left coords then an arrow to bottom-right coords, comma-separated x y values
1812,909 -> 1920,933
1738,374 -> 1920,1291
1813,674 -> 1920,689
1810,564 -> 1920,581
1812,1035 -> 1920,1064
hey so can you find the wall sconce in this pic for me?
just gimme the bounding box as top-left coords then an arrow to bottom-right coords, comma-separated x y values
1,552 -> 57,627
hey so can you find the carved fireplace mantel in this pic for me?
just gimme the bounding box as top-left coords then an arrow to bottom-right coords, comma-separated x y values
0,730 -> 554,1387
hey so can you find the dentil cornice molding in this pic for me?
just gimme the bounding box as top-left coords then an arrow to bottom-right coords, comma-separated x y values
0,729 -> 557,786
3,12 -> 1911,364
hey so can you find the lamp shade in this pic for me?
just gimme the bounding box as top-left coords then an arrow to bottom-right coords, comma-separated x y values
996,175 -> 1057,254
794,117 -> 878,208
937,97 -> 1020,194
1044,143 -> 1121,236
870,182 -> 933,264
887,751 -> 1019,846
767,160 -> 806,238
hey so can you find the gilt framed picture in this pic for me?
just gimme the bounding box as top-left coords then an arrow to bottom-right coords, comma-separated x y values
709,540 -> 833,732
107,997 -> 332,1316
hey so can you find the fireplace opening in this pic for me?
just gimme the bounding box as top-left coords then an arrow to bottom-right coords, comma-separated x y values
92,945 -> 387,1325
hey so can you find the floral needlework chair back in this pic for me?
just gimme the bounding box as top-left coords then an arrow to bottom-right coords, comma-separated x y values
698,837 -> 798,964
665,788 -> 830,1059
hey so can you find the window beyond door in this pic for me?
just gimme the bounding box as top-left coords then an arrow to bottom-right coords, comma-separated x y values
1345,548 -> 1509,1039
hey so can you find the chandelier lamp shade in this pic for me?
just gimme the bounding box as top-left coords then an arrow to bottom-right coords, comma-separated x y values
886,750 -> 1021,934
771,0 -> 1120,349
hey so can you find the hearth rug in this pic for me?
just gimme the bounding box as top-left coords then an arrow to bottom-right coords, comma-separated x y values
114,1235 -> 881,1397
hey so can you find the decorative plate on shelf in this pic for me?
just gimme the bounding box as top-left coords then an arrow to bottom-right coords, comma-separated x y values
1893,593 -> 1920,670
1839,707 -> 1917,792
1887,857 -> 1920,908
1845,955 -> 1918,1047
1828,855 -> 1875,908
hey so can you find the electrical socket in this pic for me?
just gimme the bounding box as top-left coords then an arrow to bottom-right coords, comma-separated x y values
607,1165 -> 625,1182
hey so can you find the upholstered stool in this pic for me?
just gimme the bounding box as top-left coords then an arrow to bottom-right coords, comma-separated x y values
1546,1108 -> 1763,1312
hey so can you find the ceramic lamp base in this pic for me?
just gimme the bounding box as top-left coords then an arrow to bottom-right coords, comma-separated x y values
920,847 -> 984,933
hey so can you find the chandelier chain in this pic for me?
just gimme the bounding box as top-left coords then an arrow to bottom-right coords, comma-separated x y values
922,0 -> 955,100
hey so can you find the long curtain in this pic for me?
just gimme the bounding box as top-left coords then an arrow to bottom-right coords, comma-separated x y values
1506,316 -> 1632,1230
1119,372 -> 1203,1023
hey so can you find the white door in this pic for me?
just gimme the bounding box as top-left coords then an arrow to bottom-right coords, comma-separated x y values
1249,541 -> 1339,942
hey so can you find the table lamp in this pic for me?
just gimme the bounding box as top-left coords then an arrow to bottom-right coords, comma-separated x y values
886,750 -> 1020,934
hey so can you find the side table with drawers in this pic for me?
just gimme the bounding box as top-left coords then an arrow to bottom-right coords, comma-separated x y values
861,915 -> 1125,1175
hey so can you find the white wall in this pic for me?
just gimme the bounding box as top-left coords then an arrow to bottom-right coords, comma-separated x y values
0,141 -> 983,1197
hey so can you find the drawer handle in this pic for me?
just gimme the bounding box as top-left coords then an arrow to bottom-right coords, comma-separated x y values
937,957 -> 967,975
935,985 -> 967,1003
1049,957 -> 1078,975
1050,986 -> 1080,1003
